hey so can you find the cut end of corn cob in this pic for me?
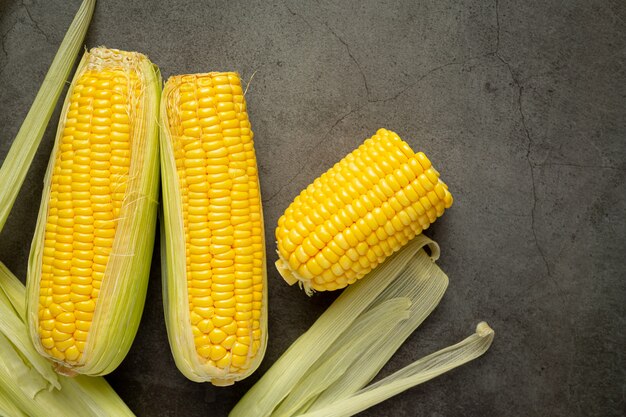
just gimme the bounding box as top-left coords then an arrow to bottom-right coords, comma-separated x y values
275,128 -> 453,294
160,72 -> 267,385
27,47 -> 161,376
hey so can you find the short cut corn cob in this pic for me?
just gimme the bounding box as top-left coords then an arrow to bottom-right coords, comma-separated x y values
26,47 -> 161,376
275,128 -> 453,293
160,72 -> 267,385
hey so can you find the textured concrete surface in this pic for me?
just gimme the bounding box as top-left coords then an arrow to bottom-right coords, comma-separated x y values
1,0 -> 625,416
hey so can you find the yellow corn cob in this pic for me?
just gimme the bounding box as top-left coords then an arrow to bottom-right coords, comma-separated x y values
26,47 -> 161,376
275,128 -> 453,293
160,72 -> 267,385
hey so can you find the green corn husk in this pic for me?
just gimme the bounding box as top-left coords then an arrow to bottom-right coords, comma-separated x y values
25,47 -> 161,376
298,322 -> 494,417
0,0 -> 95,233
231,235 -> 494,417
0,262 -> 134,417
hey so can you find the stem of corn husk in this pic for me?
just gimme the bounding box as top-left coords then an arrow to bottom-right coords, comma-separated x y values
0,0 -> 95,233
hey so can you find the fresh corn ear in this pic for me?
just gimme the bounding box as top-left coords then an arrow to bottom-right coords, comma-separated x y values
26,47 -> 161,376
160,72 -> 267,385
275,128 -> 453,293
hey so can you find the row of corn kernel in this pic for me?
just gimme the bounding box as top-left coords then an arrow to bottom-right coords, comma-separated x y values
37,69 -> 134,362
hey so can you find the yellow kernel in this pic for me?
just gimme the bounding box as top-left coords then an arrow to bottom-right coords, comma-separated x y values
209,328 -> 227,344
55,320 -> 76,333
197,319 -> 215,333
235,311 -> 252,321
55,337 -> 76,352
49,347 -> 65,360
215,298 -> 236,308
75,320 -> 91,331
210,345 -> 227,361
74,329 -> 88,341
40,319 -> 55,331
232,342 -> 248,357
51,328 -> 72,342
41,337 -> 55,349
197,345 -> 212,358
215,307 -> 236,317
192,296 -> 213,308
75,300 -> 95,312
215,352 -> 232,368
194,334 -> 211,348
222,320 -> 238,335
211,316 -> 231,328
64,346 -> 80,361
212,291 -> 234,302
222,335 -> 237,350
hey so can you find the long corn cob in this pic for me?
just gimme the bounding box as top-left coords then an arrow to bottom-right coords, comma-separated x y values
275,128 -> 453,293
26,47 -> 161,376
160,72 -> 267,385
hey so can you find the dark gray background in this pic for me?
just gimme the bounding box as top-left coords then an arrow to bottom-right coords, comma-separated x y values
1,0 -> 624,416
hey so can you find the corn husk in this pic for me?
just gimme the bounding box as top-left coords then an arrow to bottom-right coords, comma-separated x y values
25,47 -> 161,376
298,322 -> 494,417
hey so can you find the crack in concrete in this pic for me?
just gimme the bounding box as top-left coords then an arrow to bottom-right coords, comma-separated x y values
22,0 -> 52,44
493,0 -> 564,298
495,0 -> 501,53
322,22 -> 371,101
281,1 -> 370,101
0,21 -> 19,76
282,1 -> 314,32
262,107 -> 357,204
535,162 -> 626,171
1,1 -> 52,76
369,54 -> 492,104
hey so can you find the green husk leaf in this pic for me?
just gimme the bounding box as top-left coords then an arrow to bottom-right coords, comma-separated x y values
0,0 -> 95,233
304,250 -> 449,411
25,48 -> 161,376
272,298 -> 412,417
0,262 -> 27,320
0,386 -> 28,417
297,322 -> 495,417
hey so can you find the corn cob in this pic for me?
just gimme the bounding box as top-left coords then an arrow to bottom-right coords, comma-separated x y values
160,72 -> 266,385
26,47 -> 161,376
275,128 -> 453,293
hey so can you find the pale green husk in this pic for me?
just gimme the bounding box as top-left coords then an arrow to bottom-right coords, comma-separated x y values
0,262 -> 135,416
159,75 -> 268,386
298,322 -> 494,417
25,48 -> 161,376
0,0 -> 95,233
231,235 -> 494,417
